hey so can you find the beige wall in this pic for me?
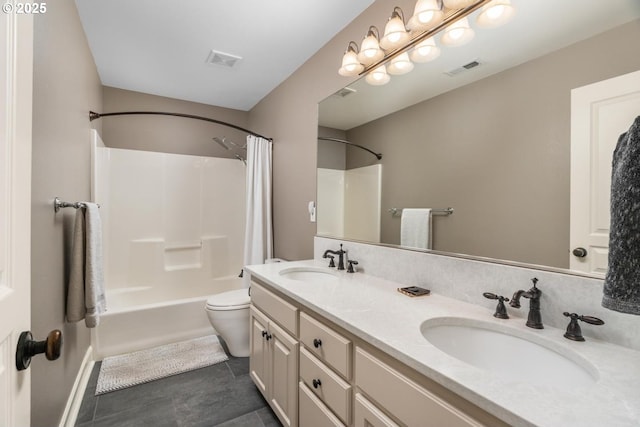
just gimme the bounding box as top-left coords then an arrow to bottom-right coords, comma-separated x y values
248,1 -> 400,261
102,87 -> 250,158
31,3 -> 103,426
343,20 -> 640,268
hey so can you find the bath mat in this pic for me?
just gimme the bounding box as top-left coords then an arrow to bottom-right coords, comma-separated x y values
95,335 -> 228,395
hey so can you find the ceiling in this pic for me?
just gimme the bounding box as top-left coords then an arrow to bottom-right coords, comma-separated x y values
319,0 -> 640,130
75,0 -> 374,111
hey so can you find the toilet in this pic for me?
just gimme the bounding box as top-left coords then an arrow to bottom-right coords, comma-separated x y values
205,288 -> 251,357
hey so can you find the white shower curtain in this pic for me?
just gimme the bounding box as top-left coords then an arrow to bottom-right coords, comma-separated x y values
243,135 -> 273,286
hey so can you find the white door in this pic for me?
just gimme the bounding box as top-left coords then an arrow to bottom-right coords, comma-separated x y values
0,6 -> 33,427
570,70 -> 640,276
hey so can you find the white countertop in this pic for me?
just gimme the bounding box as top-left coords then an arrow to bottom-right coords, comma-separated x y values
246,259 -> 640,427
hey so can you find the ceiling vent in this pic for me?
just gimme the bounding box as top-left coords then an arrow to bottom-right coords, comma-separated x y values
445,59 -> 481,77
206,50 -> 243,68
333,87 -> 357,98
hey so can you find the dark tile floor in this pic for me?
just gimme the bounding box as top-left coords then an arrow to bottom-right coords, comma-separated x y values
75,343 -> 282,427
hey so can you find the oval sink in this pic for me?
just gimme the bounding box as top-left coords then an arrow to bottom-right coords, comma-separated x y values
421,318 -> 598,388
279,267 -> 339,283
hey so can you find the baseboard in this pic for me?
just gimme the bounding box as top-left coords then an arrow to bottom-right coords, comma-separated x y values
59,346 -> 95,427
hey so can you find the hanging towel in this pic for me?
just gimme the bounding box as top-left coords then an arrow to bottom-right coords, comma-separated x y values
67,203 -> 106,327
400,208 -> 432,250
603,116 -> 640,315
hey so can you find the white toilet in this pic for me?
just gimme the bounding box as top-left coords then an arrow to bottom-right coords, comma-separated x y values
205,288 -> 251,357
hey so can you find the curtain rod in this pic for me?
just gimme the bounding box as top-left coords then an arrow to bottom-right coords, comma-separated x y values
89,111 -> 273,141
318,136 -> 382,160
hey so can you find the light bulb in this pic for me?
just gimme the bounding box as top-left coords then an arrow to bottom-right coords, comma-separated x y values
410,37 -> 440,63
365,65 -> 391,86
338,44 -> 364,76
357,27 -> 384,65
380,8 -> 409,50
407,0 -> 443,31
440,17 -> 474,47
476,0 -> 515,28
387,52 -> 414,75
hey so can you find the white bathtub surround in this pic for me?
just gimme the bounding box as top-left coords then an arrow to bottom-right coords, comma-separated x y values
91,146 -> 247,358
92,276 -> 243,359
243,135 -> 273,284
246,259 -> 640,427
315,236 -> 640,351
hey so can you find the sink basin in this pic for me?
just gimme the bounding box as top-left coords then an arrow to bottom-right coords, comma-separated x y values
279,267 -> 339,283
420,318 -> 598,388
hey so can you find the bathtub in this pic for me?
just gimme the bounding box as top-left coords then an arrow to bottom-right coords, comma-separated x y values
91,276 -> 243,359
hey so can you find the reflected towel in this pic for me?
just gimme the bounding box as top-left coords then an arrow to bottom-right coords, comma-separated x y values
67,203 -> 106,327
400,208 -> 432,250
603,116 -> 640,315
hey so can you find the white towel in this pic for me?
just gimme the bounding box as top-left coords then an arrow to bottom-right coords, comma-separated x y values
67,203 -> 106,328
400,208 -> 432,250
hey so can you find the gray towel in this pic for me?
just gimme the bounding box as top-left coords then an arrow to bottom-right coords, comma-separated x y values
603,116 -> 640,315
66,203 -> 106,327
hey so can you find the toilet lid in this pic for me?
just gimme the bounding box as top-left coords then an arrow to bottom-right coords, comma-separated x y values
206,289 -> 250,309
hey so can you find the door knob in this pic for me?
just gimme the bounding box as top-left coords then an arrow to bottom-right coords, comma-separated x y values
572,247 -> 588,258
16,330 -> 63,371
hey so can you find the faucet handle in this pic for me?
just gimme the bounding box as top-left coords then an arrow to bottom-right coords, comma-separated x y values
325,255 -> 335,268
562,312 -> 605,341
483,292 -> 510,319
347,260 -> 359,273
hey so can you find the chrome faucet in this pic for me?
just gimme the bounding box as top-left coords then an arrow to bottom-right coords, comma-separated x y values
323,244 -> 346,270
509,278 -> 543,329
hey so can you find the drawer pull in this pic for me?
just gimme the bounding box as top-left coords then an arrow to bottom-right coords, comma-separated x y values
313,338 -> 322,348
312,378 -> 322,389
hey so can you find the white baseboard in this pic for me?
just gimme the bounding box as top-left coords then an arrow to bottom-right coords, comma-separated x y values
59,346 -> 95,427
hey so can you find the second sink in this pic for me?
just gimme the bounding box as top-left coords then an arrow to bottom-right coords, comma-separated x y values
420,317 -> 598,388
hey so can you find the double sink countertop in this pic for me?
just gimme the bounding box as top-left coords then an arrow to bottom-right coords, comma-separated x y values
246,259 -> 640,427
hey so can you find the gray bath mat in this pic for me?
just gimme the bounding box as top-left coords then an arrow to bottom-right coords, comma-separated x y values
96,335 -> 228,395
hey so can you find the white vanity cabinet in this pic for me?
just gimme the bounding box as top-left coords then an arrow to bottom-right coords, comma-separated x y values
249,278 -> 508,427
249,283 -> 299,427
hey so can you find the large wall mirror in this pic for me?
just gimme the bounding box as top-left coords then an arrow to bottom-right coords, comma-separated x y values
317,0 -> 640,276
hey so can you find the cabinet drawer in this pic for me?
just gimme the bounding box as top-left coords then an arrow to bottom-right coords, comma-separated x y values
354,393 -> 400,427
355,348 -> 482,427
300,347 -> 351,425
299,382 -> 345,427
300,312 -> 351,379
251,282 -> 298,336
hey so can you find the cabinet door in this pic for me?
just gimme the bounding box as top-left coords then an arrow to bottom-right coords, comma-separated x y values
269,320 -> 299,427
249,306 -> 270,397
354,393 -> 399,427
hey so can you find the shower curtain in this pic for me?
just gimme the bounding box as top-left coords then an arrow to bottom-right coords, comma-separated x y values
243,135 -> 273,286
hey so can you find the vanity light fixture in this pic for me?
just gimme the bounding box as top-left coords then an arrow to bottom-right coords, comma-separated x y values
338,0 -> 515,85
365,65 -> 391,86
440,17 -> 475,46
476,0 -> 515,28
338,41 -> 364,76
357,26 -> 384,66
379,7 -> 410,50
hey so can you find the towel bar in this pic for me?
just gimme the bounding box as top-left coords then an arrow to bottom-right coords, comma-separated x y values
389,207 -> 453,217
54,197 -> 100,213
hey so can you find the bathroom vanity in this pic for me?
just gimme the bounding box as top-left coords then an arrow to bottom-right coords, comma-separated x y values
246,259 -> 640,427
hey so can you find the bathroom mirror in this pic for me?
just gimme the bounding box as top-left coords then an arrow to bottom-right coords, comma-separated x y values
317,1 -> 640,275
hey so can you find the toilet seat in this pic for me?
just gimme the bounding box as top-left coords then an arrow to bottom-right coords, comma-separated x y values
206,289 -> 250,311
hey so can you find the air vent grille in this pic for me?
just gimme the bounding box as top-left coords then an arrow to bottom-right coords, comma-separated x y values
333,87 -> 357,98
206,50 -> 243,68
445,59 -> 481,77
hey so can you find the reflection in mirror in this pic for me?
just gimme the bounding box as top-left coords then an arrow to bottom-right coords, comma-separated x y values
317,0 -> 640,274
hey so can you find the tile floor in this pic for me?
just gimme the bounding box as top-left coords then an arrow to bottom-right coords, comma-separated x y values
75,344 -> 281,427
